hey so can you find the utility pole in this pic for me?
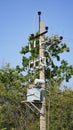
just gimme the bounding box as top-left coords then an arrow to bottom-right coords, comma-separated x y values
21,11 -> 63,130
38,11 -> 46,130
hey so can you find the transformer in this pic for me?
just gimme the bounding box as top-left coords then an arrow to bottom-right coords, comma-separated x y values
27,87 -> 41,102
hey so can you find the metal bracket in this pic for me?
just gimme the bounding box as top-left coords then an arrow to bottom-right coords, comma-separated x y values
21,100 -> 41,114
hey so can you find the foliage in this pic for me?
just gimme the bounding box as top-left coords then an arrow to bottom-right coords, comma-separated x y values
0,32 -> 73,130
18,34 -> 73,85
47,87 -> 73,130
0,64 -> 26,130
18,33 -> 73,130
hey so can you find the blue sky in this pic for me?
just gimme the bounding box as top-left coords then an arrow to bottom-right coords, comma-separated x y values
0,0 -> 73,88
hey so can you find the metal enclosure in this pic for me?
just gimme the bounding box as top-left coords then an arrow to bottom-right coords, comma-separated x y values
27,87 -> 41,102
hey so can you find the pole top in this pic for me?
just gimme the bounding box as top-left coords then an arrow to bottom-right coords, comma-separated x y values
45,26 -> 48,31
38,11 -> 41,15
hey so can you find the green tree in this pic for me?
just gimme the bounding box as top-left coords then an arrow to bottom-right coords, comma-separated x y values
0,32 -> 73,130
17,34 -> 73,85
16,33 -> 73,130
0,64 -> 27,130
47,87 -> 73,130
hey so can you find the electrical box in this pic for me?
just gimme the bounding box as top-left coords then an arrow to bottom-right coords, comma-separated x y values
27,87 -> 41,102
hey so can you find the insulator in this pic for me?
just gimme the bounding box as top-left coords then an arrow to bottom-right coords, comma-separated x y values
29,60 -> 34,69
34,79 -> 45,85
34,41 -> 36,48
36,58 -> 40,62
30,68 -> 34,71
60,36 -> 63,40
35,66 -> 39,69
45,26 -> 48,31
29,62 -> 30,69
34,60 -> 36,67
30,60 -> 34,64
29,43 -> 31,51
